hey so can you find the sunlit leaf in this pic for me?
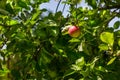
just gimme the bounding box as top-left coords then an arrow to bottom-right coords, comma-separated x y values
76,57 -> 85,66
31,10 -> 41,21
6,20 -> 18,26
97,66 -> 107,72
100,32 -> 114,46
107,57 -> 116,65
71,57 -> 85,70
97,76 -> 102,80
99,44 -> 108,51
69,38 -> 80,42
118,38 -> 120,46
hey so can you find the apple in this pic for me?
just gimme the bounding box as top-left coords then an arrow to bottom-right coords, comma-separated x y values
68,26 -> 80,37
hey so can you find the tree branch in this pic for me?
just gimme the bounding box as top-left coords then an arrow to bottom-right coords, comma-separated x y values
99,4 -> 120,10
62,1 -> 66,13
55,0 -> 62,12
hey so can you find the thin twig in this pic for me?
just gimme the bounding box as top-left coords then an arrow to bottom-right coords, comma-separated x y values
62,0 -> 67,13
55,0 -> 62,13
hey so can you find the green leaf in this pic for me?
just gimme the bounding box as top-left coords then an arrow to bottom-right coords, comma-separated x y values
40,48 -> 53,64
99,44 -> 108,51
63,69 -> 76,78
12,32 -> 26,40
71,57 -> 85,70
118,38 -> 120,46
86,0 -> 97,9
76,57 -> 85,66
89,20 -> 97,27
100,32 -> 114,46
5,3 -> 14,14
0,68 -> 9,76
48,70 -> 57,78
97,76 -> 102,80
34,28 -> 47,39
69,38 -> 80,42
114,21 -> 120,29
55,11 -> 62,18
6,20 -> 18,26
31,10 -> 41,21
116,50 -> 120,56
80,68 -> 90,77
0,8 -> 9,15
107,57 -> 116,65
97,66 -> 107,72
50,27 -> 59,37
70,0 -> 82,5
17,0 -> 28,9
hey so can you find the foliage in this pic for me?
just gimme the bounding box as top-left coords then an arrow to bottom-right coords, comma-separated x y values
0,0 -> 120,80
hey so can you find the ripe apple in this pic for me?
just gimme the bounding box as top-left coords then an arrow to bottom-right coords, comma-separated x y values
68,26 -> 80,37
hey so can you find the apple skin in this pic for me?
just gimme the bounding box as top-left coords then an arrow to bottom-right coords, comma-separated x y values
68,26 -> 80,37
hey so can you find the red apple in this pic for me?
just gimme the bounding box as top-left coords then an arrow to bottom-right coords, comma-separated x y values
68,26 -> 80,37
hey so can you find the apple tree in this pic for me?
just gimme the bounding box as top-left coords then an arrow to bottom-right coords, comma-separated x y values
0,0 -> 120,80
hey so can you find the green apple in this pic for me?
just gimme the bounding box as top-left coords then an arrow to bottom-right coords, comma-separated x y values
68,26 -> 80,37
